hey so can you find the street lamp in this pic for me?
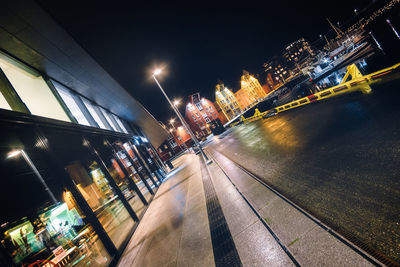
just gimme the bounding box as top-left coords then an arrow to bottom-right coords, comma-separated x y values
169,118 -> 176,130
152,68 -> 212,164
7,149 -> 58,204
173,99 -> 181,107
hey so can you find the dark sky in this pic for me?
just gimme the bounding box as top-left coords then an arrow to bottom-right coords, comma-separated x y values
38,0 -> 374,123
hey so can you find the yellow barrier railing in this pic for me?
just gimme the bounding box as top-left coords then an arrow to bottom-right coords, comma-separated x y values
230,62 -> 400,127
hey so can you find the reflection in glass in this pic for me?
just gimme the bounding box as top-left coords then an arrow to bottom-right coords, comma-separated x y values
123,142 -> 156,193
0,196 -> 111,267
65,161 -> 134,249
113,151 -> 148,215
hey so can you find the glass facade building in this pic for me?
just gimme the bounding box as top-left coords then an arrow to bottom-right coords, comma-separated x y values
0,1 -> 168,266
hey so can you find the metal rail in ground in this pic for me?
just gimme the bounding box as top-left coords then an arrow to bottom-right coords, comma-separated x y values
206,149 -> 393,267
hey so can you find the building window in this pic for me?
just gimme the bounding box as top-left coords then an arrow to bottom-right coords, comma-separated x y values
53,82 -> 90,126
100,108 -> 118,131
205,117 -> 211,123
112,114 -> 129,133
82,99 -> 107,129
0,56 -> 70,121
0,90 -> 11,110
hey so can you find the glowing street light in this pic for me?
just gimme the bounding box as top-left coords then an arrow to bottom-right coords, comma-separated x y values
173,99 -> 181,107
152,68 -> 211,163
7,149 -> 57,204
169,118 -> 177,130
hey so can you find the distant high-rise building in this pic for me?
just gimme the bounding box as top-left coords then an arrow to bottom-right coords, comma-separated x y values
283,38 -> 314,73
215,82 -> 241,121
240,70 -> 267,103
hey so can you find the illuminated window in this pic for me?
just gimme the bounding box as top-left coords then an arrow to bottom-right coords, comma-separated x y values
82,99 -> 107,129
0,57 -> 70,121
0,91 -> 11,110
112,114 -> 129,133
100,108 -> 118,131
53,82 -> 90,126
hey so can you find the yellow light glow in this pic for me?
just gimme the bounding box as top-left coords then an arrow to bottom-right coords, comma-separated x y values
153,69 -> 162,75
7,150 -> 22,159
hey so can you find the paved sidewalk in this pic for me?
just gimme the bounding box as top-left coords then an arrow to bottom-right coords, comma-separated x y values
118,150 -> 377,267
117,153 -> 214,267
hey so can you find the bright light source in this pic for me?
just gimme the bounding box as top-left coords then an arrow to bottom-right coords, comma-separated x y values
173,99 -> 181,107
336,77 -> 342,84
7,150 -> 22,159
153,69 -> 162,76
169,118 -> 175,123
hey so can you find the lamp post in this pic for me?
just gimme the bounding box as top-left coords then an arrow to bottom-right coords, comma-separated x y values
7,149 -> 58,204
152,69 -> 211,164
169,118 -> 177,130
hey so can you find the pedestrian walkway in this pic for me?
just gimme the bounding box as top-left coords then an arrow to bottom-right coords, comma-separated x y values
117,151 -> 378,267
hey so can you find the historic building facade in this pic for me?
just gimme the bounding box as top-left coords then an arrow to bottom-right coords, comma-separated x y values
184,93 -> 219,140
240,70 -> 267,103
215,82 -> 241,121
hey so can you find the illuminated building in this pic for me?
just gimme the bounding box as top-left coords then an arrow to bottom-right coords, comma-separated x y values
184,93 -> 220,140
234,88 -> 252,110
283,38 -> 314,74
215,82 -> 241,121
0,1 -> 168,266
240,70 -> 267,103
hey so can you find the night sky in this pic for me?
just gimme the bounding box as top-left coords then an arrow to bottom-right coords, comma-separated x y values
38,0 -> 375,123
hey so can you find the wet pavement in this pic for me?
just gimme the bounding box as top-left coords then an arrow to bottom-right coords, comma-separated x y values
206,80 -> 400,264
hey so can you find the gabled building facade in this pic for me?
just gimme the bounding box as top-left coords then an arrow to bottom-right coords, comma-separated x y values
184,93 -> 219,140
240,70 -> 267,103
215,82 -> 241,121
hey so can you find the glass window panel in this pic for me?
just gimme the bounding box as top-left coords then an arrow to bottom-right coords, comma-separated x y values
113,115 -> 128,134
0,90 -> 11,110
110,155 -> 146,217
99,108 -> 118,132
65,161 -> 134,249
82,100 -> 107,129
0,149 -> 111,267
0,58 -> 70,122
53,83 -> 90,126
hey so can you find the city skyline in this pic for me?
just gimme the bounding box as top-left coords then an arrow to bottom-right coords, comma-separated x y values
38,0 -> 389,121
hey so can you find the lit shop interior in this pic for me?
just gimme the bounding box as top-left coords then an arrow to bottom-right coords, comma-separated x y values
0,52 -> 166,266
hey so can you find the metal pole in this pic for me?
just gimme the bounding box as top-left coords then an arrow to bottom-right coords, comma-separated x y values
386,19 -> 400,40
21,150 -> 58,204
153,75 -> 212,164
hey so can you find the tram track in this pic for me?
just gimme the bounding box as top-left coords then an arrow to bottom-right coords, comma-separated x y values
205,148 -> 396,267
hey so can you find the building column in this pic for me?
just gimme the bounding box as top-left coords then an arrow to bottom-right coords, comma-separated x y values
91,149 -> 139,222
119,144 -> 154,195
40,141 -> 118,258
110,149 -> 149,206
128,141 -> 159,187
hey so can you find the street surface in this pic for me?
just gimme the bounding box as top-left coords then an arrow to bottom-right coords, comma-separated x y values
206,80 -> 400,264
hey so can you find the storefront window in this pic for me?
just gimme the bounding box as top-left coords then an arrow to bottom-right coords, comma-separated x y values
82,99 -> 108,129
123,143 -> 157,192
65,161 -> 134,249
53,83 -> 91,126
0,148 -> 111,266
0,57 -> 70,122
114,151 -> 150,212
